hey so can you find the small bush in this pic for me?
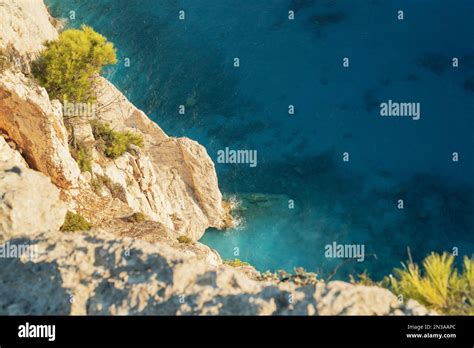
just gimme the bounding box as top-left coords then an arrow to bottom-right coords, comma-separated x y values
70,143 -> 93,172
388,252 -> 474,315
91,174 -> 127,202
32,25 -> 117,102
92,121 -> 144,159
125,176 -> 135,187
107,181 -> 128,203
0,49 -> 12,73
60,211 -> 92,232
177,235 -> 193,244
127,212 -> 148,223
346,252 -> 474,314
224,259 -> 250,268
90,176 -> 105,195
349,270 -> 381,287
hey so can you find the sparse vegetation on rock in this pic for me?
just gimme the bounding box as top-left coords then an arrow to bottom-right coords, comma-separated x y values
224,258 -> 250,268
349,270 -> 382,287
70,142 -> 93,172
32,25 -> 117,102
60,211 -> 92,232
90,176 -> 105,195
389,252 -> 474,315
91,121 -> 144,159
177,235 -> 193,244
90,174 -> 127,202
127,212 -> 148,223
0,48 -> 12,73
348,252 -> 474,315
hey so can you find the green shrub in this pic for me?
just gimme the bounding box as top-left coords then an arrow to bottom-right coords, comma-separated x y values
90,176 -> 105,195
388,252 -> 474,315
125,176 -> 135,187
349,270 -> 382,287
127,212 -> 148,223
60,211 -> 92,232
91,121 -> 144,159
70,143 -> 93,172
224,258 -> 250,268
0,49 -> 12,73
90,174 -> 127,202
346,252 -> 474,314
108,181 -> 127,202
32,25 -> 117,103
177,235 -> 193,244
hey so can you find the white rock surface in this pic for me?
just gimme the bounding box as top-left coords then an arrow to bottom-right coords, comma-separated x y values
0,137 -> 431,316
0,0 -> 228,238
0,70 -> 81,188
91,77 -> 228,240
0,226 -> 430,315
0,137 -> 67,242
0,0 -> 433,317
0,0 -> 58,58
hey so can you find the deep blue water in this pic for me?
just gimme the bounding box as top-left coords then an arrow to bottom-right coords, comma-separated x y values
46,0 -> 474,280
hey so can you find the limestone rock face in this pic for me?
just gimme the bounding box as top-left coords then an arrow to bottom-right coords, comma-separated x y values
0,136 -> 67,243
0,0 -> 58,69
0,0 -> 433,317
0,0 -> 227,239
97,219 -> 223,267
0,1 -> 79,188
0,70 -> 80,188
0,227 -> 430,315
91,77 -> 227,240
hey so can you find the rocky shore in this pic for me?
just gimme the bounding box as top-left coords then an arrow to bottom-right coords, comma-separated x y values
0,0 -> 430,315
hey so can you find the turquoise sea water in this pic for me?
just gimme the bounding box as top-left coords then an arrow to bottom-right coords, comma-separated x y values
46,0 -> 474,280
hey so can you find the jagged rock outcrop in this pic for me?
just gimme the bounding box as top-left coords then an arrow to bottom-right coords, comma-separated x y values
0,0 -> 432,316
0,136 -> 67,243
89,77 -> 227,239
0,69 -> 81,188
0,133 -> 431,315
0,0 -> 58,60
0,0 -> 228,239
0,0 -> 80,188
63,77 -> 229,240
0,229 -> 430,315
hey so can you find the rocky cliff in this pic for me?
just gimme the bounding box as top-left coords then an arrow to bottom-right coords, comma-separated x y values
0,0 -> 228,240
0,138 -> 429,315
0,0 -> 430,315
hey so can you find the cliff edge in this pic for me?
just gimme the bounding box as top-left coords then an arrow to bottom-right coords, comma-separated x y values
0,0 -> 227,241
0,0 -> 430,315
